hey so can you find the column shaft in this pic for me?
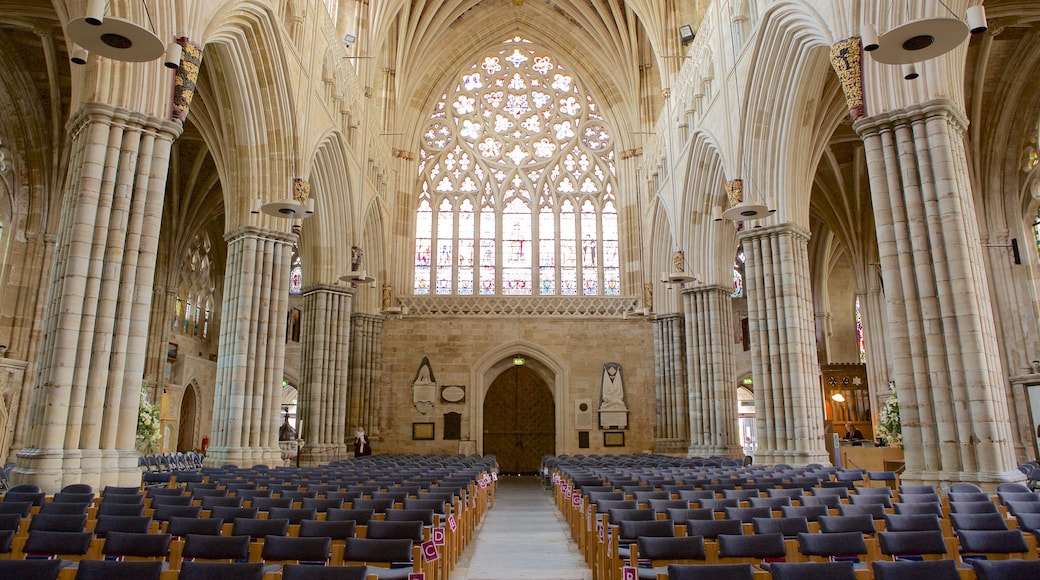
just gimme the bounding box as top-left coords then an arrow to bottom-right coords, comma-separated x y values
856,100 -> 1020,485
349,313 -> 383,439
299,285 -> 353,462
206,227 -> 293,467
652,313 -> 689,452
684,285 -> 741,457
742,224 -> 829,466
14,104 -> 179,492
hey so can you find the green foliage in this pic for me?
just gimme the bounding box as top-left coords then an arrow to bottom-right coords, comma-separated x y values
136,389 -> 161,454
875,389 -> 902,448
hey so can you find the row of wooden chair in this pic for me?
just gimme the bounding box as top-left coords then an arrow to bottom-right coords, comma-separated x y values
553,467 -> 1040,580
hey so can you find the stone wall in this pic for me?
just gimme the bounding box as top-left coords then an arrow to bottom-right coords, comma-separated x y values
376,314 -> 657,458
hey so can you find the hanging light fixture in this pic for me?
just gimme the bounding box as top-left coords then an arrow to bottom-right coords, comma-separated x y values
661,249 -> 696,284
67,0 -> 166,63
861,3 -> 986,67
261,177 -> 317,219
720,178 -> 772,222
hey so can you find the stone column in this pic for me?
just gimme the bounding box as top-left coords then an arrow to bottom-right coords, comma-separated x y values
298,284 -> 354,463
14,103 -> 180,491
651,313 -> 689,453
349,313 -> 383,441
205,226 -> 293,468
741,223 -> 829,466
855,99 -> 1021,486
858,285 -> 891,434
683,285 -> 742,458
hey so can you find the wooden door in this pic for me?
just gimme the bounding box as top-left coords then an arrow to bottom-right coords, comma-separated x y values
483,365 -> 555,474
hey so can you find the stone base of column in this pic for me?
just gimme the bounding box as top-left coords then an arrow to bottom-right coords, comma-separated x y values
754,448 -> 831,467
901,468 -> 1027,491
203,446 -> 284,469
13,447 -> 142,493
299,444 -> 349,466
688,444 -> 743,459
655,439 -> 690,455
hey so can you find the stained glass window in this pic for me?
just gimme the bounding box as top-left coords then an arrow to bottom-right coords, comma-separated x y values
855,296 -> 866,363
1033,206 -> 1040,259
289,241 -> 303,295
414,35 -> 618,296
733,246 -> 745,298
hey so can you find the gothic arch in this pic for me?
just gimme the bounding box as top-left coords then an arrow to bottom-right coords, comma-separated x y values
196,1 -> 301,226
468,341 -> 567,455
304,132 -> 355,284
176,381 -> 202,452
739,1 -> 835,225
680,130 -> 739,287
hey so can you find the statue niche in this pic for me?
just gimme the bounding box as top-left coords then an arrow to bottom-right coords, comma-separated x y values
598,362 -> 628,429
412,357 -> 438,415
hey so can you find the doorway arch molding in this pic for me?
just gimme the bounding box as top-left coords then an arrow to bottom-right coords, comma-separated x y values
469,340 -> 569,457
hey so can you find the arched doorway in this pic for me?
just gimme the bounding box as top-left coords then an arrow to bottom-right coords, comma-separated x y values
176,383 -> 198,452
483,363 -> 555,474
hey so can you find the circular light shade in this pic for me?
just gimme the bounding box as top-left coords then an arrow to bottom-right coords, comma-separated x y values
721,202 -> 770,221
67,17 -> 165,63
261,199 -> 306,218
339,270 -> 375,283
870,17 -> 968,65
664,272 -> 694,284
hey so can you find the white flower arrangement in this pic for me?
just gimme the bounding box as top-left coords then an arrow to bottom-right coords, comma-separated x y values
136,389 -> 161,453
875,389 -> 902,448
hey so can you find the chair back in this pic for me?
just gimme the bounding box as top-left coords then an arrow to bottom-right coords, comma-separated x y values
298,519 -> 356,540
261,535 -> 331,564
101,531 -> 171,558
176,561 -> 264,580
949,512 -> 1009,531
872,560 -> 959,580
817,514 -> 876,535
327,508 -> 376,524
366,519 -> 424,542
766,561 -> 856,580
182,533 -> 251,561
93,515 -> 152,536
666,563 -> 753,580
883,513 -> 941,532
718,532 -> 786,559
877,530 -> 947,556
281,564 -> 369,580
0,559 -> 61,580
752,516 -> 809,537
796,531 -> 867,558
686,518 -> 742,539
231,517 -> 289,539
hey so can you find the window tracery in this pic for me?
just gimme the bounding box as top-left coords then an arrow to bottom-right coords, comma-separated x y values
732,246 -> 745,297
173,232 -> 215,339
414,35 -> 619,296
289,241 -> 303,295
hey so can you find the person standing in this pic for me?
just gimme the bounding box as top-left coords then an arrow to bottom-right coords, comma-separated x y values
354,427 -> 371,457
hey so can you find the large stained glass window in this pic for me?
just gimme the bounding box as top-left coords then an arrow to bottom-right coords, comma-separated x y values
414,35 -> 619,296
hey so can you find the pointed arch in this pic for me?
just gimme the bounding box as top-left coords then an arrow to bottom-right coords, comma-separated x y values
738,1 -> 835,225
468,340 -> 568,455
195,1 -> 301,227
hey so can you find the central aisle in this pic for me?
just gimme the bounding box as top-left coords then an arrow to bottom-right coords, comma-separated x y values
451,475 -> 592,580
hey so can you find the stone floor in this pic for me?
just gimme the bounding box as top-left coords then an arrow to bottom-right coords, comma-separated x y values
451,475 -> 592,580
